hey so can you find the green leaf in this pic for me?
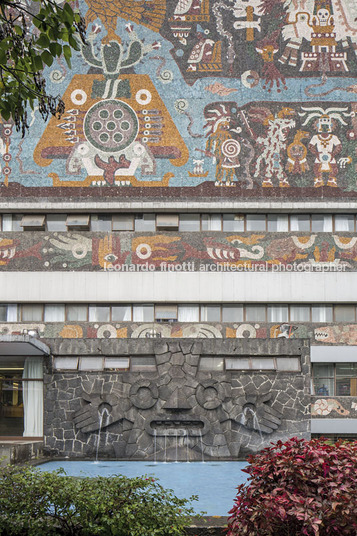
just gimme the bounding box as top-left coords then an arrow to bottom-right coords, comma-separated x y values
33,55 -> 43,71
41,51 -> 53,67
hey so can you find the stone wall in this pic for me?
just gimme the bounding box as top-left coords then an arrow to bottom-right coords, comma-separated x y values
43,338 -> 310,460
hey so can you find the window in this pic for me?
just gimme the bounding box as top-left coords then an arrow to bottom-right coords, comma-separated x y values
91,214 -> 112,232
290,306 -> 310,322
88,305 -> 110,322
66,215 -> 90,230
79,357 -> 104,371
22,305 -> 43,321
201,305 -> 221,322
311,215 -> 333,232
290,214 -> 310,231
112,305 -> 132,321
156,214 -> 179,230
245,305 -> 266,321
44,304 -> 65,322
201,214 -> 222,231
222,305 -> 243,322
134,214 -> 155,232
54,357 -> 79,370
66,305 -> 88,321
112,214 -> 134,231
311,305 -> 333,322
104,358 -> 129,370
179,214 -> 200,231
178,305 -> 200,322
267,215 -> 289,232
47,214 -> 67,232
222,214 -> 244,232
0,304 -> 17,322
131,356 -> 156,372
199,357 -> 224,371
155,305 -> 178,322
334,305 -> 356,322
133,305 -> 154,322
313,363 -> 357,396
246,214 -> 266,231
21,215 -> 45,231
267,305 -> 288,322
335,215 -> 354,232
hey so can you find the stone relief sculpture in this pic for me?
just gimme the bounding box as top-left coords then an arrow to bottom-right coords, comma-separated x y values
54,340 -> 310,460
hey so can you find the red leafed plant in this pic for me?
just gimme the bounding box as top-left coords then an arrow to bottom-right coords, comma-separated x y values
227,437 -> 357,536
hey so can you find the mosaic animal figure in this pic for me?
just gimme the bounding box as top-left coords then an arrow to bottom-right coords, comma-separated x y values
312,398 -> 350,416
286,130 -> 310,174
85,0 -> 166,42
250,107 -> 296,187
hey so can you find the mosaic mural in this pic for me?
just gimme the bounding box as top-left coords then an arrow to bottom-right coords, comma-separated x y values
2,0 -> 357,197
0,231 -> 356,270
312,397 -> 357,416
0,320 -> 356,344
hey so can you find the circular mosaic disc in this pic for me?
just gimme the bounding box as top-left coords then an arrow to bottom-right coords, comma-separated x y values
84,100 -> 139,153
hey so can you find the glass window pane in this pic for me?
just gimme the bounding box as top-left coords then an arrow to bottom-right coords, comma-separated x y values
46,214 -> 67,232
131,357 -> 156,371
246,214 -> 266,231
222,214 -> 244,232
54,357 -> 79,370
290,215 -> 310,231
313,377 -> 334,396
335,215 -> 354,232
44,304 -> 65,322
267,215 -> 289,232
133,305 -> 154,322
334,305 -> 355,322
112,215 -> 134,231
155,305 -> 178,320
336,364 -> 357,396
313,363 -> 334,378
88,305 -> 110,322
222,305 -> 243,322
104,358 -> 129,370
178,305 -> 200,322
311,306 -> 333,322
179,214 -> 200,231
112,305 -> 131,321
267,305 -> 288,322
66,305 -> 87,321
0,305 -> 7,321
199,357 -> 224,371
311,215 -> 333,232
226,358 -> 250,370
290,306 -> 310,321
79,357 -> 104,371
12,215 -> 23,231
251,358 -> 275,369
2,214 -> 12,231
134,214 -> 155,232
276,357 -> 300,371
245,305 -> 266,321
91,214 -> 112,231
200,305 -> 221,322
336,363 -> 357,377
7,304 -> 18,322
22,305 -> 43,321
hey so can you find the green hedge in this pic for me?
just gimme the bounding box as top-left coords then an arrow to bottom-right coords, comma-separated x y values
0,465 -> 197,535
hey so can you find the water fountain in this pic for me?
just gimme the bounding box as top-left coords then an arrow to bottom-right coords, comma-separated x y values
45,339 -> 310,462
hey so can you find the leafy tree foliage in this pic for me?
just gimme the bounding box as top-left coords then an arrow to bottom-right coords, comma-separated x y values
0,465 -> 197,535
0,0 -> 86,135
228,437 -> 357,536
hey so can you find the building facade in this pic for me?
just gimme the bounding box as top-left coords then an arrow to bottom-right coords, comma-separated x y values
1,0 -> 357,461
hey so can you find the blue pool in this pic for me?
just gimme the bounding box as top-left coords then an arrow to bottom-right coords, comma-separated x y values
38,461 -> 248,516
